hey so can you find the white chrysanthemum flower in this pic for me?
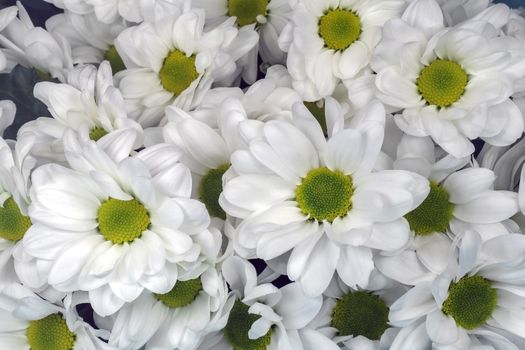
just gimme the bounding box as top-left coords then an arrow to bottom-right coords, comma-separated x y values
279,0 -> 406,101
114,6 -> 258,127
372,0 -> 525,157
0,135 -> 35,286
18,61 -> 143,164
194,0 -> 292,84
198,256 -> 327,350
107,256 -> 229,350
0,2 -> 73,81
0,283 -> 114,349
46,11 -> 127,72
19,132 -> 218,317
310,272 -> 407,350
221,98 -> 429,295
389,231 -> 525,348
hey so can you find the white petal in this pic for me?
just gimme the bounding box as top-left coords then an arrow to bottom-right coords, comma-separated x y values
336,245 -> 373,289
323,128 -> 364,174
425,309 -> 459,345
366,219 -> 410,251
275,283 -> 322,330
454,191 -> 518,224
389,282 -> 436,326
443,168 -> 495,204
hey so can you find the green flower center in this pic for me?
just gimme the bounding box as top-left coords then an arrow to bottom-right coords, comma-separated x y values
318,8 -> 362,51
105,45 -> 126,74
88,126 -> 108,141
295,167 -> 353,222
27,313 -> 75,350
159,49 -> 198,96
0,196 -> 31,242
442,275 -> 497,330
304,101 -> 328,136
227,0 -> 269,27
404,181 -> 454,236
224,300 -> 272,350
416,59 -> 468,108
154,278 -> 202,308
199,164 -> 229,220
97,197 -> 150,244
331,291 -> 389,340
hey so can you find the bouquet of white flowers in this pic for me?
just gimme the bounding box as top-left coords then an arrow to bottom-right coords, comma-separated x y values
0,0 -> 524,349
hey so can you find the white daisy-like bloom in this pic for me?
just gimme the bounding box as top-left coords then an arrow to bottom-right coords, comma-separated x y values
19,131 -> 219,317
278,0 -> 406,101
18,61 -> 143,165
46,11 -> 127,71
198,256 -> 329,350
194,0 -> 292,84
107,250 -> 229,350
389,231 -> 525,349
0,283 -> 115,350
309,272 -> 408,350
376,135 -> 519,285
0,2 -> 74,81
220,98 -> 429,296
114,4 -> 258,127
372,0 -> 525,158
0,134 -> 35,286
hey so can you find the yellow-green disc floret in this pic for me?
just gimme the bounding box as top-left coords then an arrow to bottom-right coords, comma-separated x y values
319,9 -> 362,51
295,167 -> 353,222
154,278 -> 202,309
159,49 -> 199,96
227,0 -> 269,27
417,59 -> 468,108
97,197 -> 150,244
404,181 -> 454,236
105,45 -> 126,74
199,164 -> 229,220
304,101 -> 328,136
331,291 -> 389,340
0,196 -> 31,242
27,313 -> 75,350
442,275 -> 497,330
224,300 -> 272,350
88,126 -> 108,141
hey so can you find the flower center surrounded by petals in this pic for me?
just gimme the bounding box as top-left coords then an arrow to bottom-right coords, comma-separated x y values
154,278 -> 202,308
105,45 -> 126,74
88,126 -> 108,141
27,313 -> 75,350
404,181 -> 454,235
199,164 -> 230,220
442,275 -> 497,330
331,291 -> 389,340
97,197 -> 150,244
304,101 -> 328,136
0,196 -> 31,242
159,49 -> 199,96
417,59 -> 468,108
227,0 -> 269,27
295,167 -> 353,222
318,9 -> 362,51
224,300 -> 272,350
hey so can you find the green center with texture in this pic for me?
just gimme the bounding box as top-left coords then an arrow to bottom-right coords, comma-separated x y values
417,59 -> 468,108
88,126 -> 108,141
154,278 -> 202,308
404,181 -> 454,235
295,167 -> 353,222
227,0 -> 269,27
319,9 -> 361,51
97,197 -> 150,244
331,291 -> 389,340
105,45 -> 126,74
442,275 -> 497,330
159,49 -> 198,96
224,300 -> 272,350
199,164 -> 229,220
304,101 -> 328,136
27,313 -> 75,350
0,196 -> 31,241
